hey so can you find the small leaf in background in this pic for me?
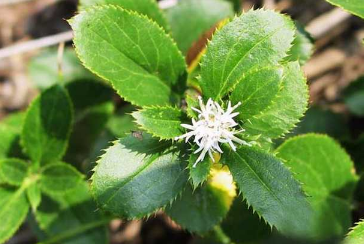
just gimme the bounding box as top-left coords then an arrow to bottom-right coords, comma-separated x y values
91,134 -> 188,218
21,85 -> 73,165
106,105 -> 138,138
166,0 -> 234,54
244,62 -> 308,140
0,112 -> 25,159
28,48 -> 95,90
285,22 -> 314,66
230,66 -> 283,120
27,182 -> 42,212
200,9 -> 295,100
0,186 -> 29,244
35,182 -> 109,244
0,158 -> 28,186
79,0 -> 170,31
132,107 -> 186,139
221,196 -> 271,243
326,0 -> 364,19
345,220 -> 364,244
343,76 -> 364,117
40,162 -> 84,195
276,134 -> 359,239
71,6 -> 186,107
188,151 -> 212,189
225,146 -> 313,237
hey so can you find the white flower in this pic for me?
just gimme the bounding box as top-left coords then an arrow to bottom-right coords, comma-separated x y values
175,97 -> 251,167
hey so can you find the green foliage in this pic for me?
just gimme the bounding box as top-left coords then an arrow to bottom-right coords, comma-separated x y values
166,0 -> 234,54
189,151 -> 212,189
285,23 -> 314,65
0,158 -> 28,186
79,0 -> 169,31
343,76 -> 364,116
21,85 -> 73,165
345,220 -> 364,244
225,146 -> 313,237
28,48 -> 95,90
71,5 -> 186,107
326,0 -> 364,19
276,134 -> 359,239
27,182 -> 42,211
166,183 -> 231,233
91,134 -> 188,218
132,106 -> 186,139
200,9 -> 295,100
0,186 -> 29,244
0,112 -> 24,159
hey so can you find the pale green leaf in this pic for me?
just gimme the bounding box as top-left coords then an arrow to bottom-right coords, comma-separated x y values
71,5 -> 187,107
225,146 -> 313,237
40,162 -> 84,195
243,62 -> 308,139
0,186 -> 29,244
0,112 -> 25,159
166,0 -> 234,54
91,133 -> 188,218
188,151 -> 212,189
132,106 -> 186,139
35,182 -> 109,244
326,0 -> 364,19
21,85 -> 73,165
27,182 -> 42,211
0,158 -> 28,186
166,183 -> 231,233
79,0 -> 170,31
276,134 -> 359,239
200,9 -> 295,100
345,220 -> 364,244
343,76 -> 364,116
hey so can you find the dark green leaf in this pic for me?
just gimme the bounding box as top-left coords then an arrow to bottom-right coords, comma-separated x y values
200,9 -> 295,100
285,23 -> 314,65
40,162 -> 84,195
27,182 -> 42,211
276,134 -> 359,239
132,106 -> 186,139
79,0 -> 170,31
343,76 -> 364,116
166,0 -> 234,54
0,186 -> 29,244
345,220 -> 364,244
166,183 -> 231,233
21,85 -> 73,165
244,62 -> 308,139
28,48 -> 95,90
189,151 -> 212,189
35,182 -> 109,244
0,112 -> 25,159
326,0 -> 364,19
0,158 -> 28,186
71,5 -> 186,107
106,105 -> 138,138
91,133 -> 188,218
225,146 -> 313,237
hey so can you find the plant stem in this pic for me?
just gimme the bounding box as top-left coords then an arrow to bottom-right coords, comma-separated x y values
212,225 -> 232,244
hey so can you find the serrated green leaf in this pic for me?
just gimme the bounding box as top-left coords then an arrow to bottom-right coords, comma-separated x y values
21,85 -> 73,165
35,182 -> 109,244
27,182 -> 41,211
225,146 -> 313,237
200,9 -> 295,100
276,134 -> 359,240
285,23 -> 314,66
326,0 -> 364,19
221,196 -> 270,244
189,151 -> 212,189
0,112 -> 25,159
79,0 -> 170,31
40,162 -> 84,195
244,62 -> 308,140
343,76 -> 364,116
71,5 -> 187,107
91,133 -> 188,218
166,0 -> 234,54
230,66 -> 283,120
28,48 -> 95,90
132,106 -> 186,139
345,220 -> 364,244
0,158 -> 28,186
0,186 -> 29,244
166,183 -> 231,233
